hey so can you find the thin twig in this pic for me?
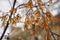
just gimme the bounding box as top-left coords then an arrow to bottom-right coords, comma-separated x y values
8,0 -> 12,7
51,32 -> 56,40
51,32 -> 60,37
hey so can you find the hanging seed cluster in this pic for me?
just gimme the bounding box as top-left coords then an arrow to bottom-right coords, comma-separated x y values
23,0 -> 53,40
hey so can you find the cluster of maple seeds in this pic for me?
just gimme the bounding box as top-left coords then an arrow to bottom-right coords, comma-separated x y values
24,0 -> 53,40
0,0 -> 53,40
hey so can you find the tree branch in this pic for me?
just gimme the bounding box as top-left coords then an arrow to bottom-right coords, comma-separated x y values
0,0 -> 16,40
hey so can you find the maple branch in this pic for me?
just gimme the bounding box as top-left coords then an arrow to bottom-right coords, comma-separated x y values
0,0 -> 16,40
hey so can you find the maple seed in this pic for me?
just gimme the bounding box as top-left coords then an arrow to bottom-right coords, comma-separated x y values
9,8 -> 17,13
